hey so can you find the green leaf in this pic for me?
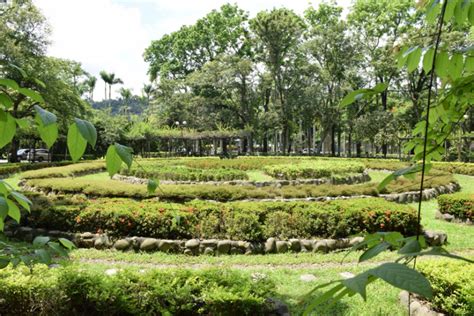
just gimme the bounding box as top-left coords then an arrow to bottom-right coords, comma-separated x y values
33,236 -> 50,246
406,47 -> 422,73
16,118 -> 29,129
444,0 -> 457,22
106,145 -> 122,177
36,115 -> 58,149
6,198 -> 20,223
377,174 -> 395,191
59,238 -> 75,250
0,257 -> 9,269
359,242 -> 391,263
0,93 -> 13,108
0,79 -> 20,91
435,51 -> 449,78
34,249 -> 52,265
372,83 -> 388,93
48,242 -> 69,257
114,143 -> 133,169
342,273 -> 369,301
454,0 -> 469,25
10,191 -> 32,212
0,197 -> 8,219
18,88 -> 44,103
422,48 -> 435,74
0,180 -> 8,195
470,1 -> 474,24
370,263 -> 433,299
398,239 -> 422,255
0,111 -> 16,150
147,179 -> 158,194
449,53 -> 464,80
303,283 -> 344,315
74,118 -> 97,148
0,217 -> 3,231
34,105 -> 57,126
426,0 -> 441,24
465,56 -> 474,73
67,123 -> 87,162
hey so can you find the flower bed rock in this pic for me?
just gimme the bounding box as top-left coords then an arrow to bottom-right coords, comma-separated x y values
6,225 -> 447,255
113,171 -> 371,187
399,291 -> 445,316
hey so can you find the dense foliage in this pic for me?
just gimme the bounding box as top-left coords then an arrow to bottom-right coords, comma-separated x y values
24,171 -> 455,201
0,265 -> 274,316
438,193 -> 473,221
419,259 -> 474,315
25,196 -> 418,240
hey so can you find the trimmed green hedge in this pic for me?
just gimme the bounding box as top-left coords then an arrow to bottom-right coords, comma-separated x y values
25,196 -> 418,240
24,172 -> 455,201
0,161 -> 72,177
362,159 -> 474,175
122,165 -> 249,181
263,160 -> 365,180
0,265 -> 274,315
419,259 -> 474,315
20,161 -> 105,179
438,193 -> 473,221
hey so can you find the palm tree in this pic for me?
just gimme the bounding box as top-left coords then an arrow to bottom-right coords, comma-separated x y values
100,71 -> 111,100
108,73 -> 123,100
85,76 -> 97,100
142,83 -> 154,107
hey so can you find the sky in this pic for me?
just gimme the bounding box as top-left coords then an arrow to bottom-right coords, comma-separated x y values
34,0 -> 352,100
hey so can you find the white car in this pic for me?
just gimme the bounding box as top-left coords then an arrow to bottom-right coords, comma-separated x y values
26,148 -> 51,162
17,148 -> 32,160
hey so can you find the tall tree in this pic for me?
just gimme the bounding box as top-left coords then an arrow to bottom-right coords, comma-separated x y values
250,8 -> 306,153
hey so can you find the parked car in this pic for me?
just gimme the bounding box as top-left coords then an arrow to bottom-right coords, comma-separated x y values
17,148 -> 32,160
26,148 -> 51,162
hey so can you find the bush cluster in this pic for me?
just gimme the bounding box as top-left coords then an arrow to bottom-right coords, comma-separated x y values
21,161 -> 105,179
361,159 -> 474,175
438,193 -> 473,221
419,259 -> 474,315
0,161 -> 72,177
0,265 -> 274,316
122,165 -> 249,181
25,196 -> 418,240
24,172 -> 455,201
263,161 -> 365,180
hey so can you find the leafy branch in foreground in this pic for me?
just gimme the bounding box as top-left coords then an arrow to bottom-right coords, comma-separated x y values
305,0 -> 474,313
0,71 -> 158,270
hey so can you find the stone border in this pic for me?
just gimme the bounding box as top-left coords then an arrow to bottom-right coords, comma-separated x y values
399,291 -> 445,316
6,226 -> 447,255
381,182 -> 461,204
112,171 -> 371,187
435,211 -> 472,225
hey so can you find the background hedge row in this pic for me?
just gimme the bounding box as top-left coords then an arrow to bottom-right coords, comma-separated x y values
24,196 -> 418,241
0,161 -> 72,177
419,259 -> 474,315
0,265 -> 274,316
438,193 -> 473,221
24,172 -> 455,201
20,161 -> 105,179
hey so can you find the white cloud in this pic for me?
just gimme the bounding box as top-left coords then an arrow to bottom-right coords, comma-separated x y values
33,0 -> 352,101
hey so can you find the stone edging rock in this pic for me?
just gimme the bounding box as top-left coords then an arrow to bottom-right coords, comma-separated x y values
6,226 -> 448,255
434,211 -> 472,225
112,171 -> 371,187
399,291 -> 445,316
381,182 -> 461,204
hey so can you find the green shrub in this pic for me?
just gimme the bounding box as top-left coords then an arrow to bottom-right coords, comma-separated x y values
264,160 -> 365,180
21,161 -> 105,179
418,259 -> 474,315
0,161 -> 72,177
438,193 -> 473,221
25,197 -> 418,240
122,165 -> 249,181
25,171 -> 455,202
0,265 -> 274,315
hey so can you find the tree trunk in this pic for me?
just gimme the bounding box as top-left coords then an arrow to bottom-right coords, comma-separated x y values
356,142 -> 362,158
331,126 -> 336,156
348,128 -> 352,157
8,138 -> 19,163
